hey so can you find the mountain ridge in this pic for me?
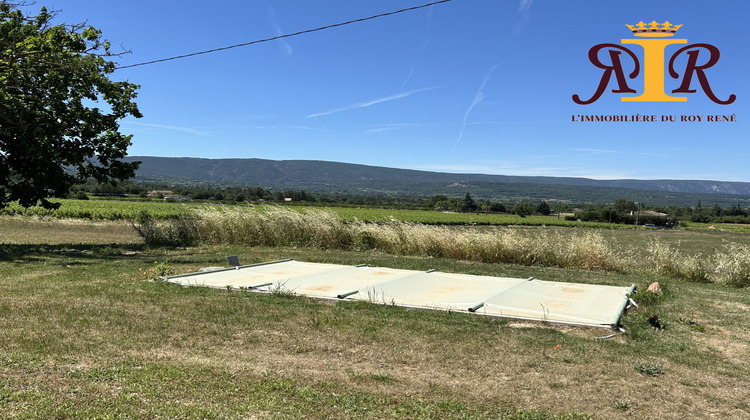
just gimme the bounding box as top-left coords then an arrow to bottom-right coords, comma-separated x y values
123,156 -> 750,206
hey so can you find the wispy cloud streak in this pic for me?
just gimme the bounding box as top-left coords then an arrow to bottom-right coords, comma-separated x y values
268,6 -> 293,57
382,7 -> 434,137
571,148 -> 622,155
513,0 -> 534,36
518,0 -> 534,13
367,123 -> 434,134
382,57 -> 426,136
306,85 -> 443,118
409,162 -> 635,179
123,120 -> 210,136
449,63 -> 502,154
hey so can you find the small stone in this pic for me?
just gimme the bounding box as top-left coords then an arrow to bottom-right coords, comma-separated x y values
647,282 -> 662,295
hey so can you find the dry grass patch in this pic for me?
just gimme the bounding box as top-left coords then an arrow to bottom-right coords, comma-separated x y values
0,216 -> 142,245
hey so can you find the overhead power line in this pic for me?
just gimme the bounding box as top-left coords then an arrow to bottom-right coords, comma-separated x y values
115,0 -> 453,70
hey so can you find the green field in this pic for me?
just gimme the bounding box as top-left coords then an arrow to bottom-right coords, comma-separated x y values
8,198 -> 749,234
5,196 -> 750,238
314,206 -> 613,228
1,202 -> 749,419
0,198 -> 619,228
0,198 -> 194,220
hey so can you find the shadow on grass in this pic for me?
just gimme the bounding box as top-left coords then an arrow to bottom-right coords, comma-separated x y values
0,243 -> 149,263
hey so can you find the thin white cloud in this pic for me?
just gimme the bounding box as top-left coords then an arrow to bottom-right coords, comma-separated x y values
382,61 -> 423,136
450,64 -> 502,153
282,125 -> 318,130
382,11 -> 433,137
306,85 -> 444,118
268,6 -> 293,57
123,120 -> 210,136
367,123 -> 435,133
513,0 -> 534,36
409,163 -> 636,179
518,0 -> 533,12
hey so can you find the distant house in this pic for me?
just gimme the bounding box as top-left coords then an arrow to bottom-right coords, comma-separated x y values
284,197 -> 293,202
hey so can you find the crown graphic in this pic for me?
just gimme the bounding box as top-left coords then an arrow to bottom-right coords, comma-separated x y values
625,21 -> 682,37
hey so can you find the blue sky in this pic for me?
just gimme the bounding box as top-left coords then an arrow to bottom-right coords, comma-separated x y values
38,0 -> 749,181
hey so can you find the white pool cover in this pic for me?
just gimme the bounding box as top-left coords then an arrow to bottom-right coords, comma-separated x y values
165,259 -> 635,328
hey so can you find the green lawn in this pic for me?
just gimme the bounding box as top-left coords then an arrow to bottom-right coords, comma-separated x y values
0,216 -> 749,419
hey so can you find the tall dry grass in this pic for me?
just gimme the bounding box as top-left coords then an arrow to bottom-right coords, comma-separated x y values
642,239 -> 750,287
134,206 -> 622,271
713,242 -> 750,288
358,221 -> 621,271
132,206 -> 750,286
643,239 -> 710,283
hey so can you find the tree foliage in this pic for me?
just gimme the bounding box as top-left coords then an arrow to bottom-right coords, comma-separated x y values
536,200 -> 551,216
513,203 -> 535,218
461,192 -> 477,212
0,2 -> 141,208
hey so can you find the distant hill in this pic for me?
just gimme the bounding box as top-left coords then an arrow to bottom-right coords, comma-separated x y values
124,156 -> 750,207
